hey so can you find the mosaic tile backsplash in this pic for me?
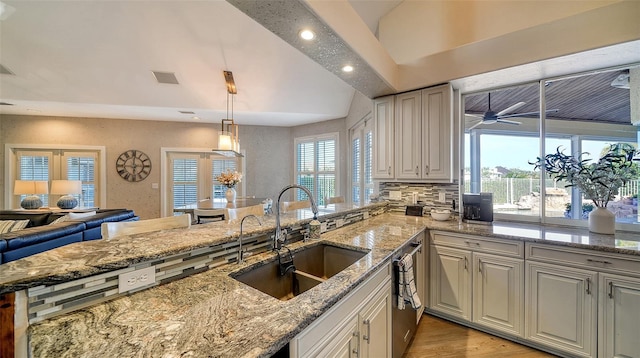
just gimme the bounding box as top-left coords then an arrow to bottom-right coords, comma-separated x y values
378,182 -> 459,215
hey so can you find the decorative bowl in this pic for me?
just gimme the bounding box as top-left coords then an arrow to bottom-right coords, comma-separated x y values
430,209 -> 451,221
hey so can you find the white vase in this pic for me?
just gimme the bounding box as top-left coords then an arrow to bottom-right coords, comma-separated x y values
588,207 -> 615,234
225,187 -> 236,203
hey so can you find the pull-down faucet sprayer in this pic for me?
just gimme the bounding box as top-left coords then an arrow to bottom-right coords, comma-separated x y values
273,184 -> 318,250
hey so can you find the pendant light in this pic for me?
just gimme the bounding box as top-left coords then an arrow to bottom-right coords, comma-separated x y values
214,70 -> 243,157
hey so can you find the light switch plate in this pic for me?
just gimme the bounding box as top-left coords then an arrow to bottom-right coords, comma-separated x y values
389,191 -> 402,200
320,222 -> 328,232
439,191 -> 446,202
118,266 -> 156,293
336,219 -> 345,228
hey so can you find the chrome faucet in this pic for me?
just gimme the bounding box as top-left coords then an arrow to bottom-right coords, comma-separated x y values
238,214 -> 262,264
273,184 -> 319,250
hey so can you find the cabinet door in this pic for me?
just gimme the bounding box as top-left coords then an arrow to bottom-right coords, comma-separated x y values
395,91 -> 422,179
526,262 -> 597,357
421,84 -> 452,181
415,234 -> 426,323
316,316 -> 359,358
359,287 -> 392,358
429,245 -> 471,321
373,96 -> 395,179
599,274 -> 640,358
473,253 -> 524,337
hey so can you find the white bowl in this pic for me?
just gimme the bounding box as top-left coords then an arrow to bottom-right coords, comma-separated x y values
430,209 -> 451,221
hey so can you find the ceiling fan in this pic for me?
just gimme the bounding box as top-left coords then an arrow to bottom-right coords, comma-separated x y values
467,93 -> 558,129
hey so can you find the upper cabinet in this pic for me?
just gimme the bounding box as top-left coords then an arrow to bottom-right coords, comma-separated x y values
373,84 -> 454,182
373,96 -> 395,179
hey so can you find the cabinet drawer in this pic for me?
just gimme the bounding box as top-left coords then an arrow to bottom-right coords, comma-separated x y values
526,243 -> 640,276
431,231 -> 523,258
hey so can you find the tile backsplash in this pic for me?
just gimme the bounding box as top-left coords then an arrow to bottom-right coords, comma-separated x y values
378,182 -> 459,214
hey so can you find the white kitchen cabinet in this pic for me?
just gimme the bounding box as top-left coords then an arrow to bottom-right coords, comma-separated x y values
429,232 -> 524,337
395,90 -> 422,179
372,96 -> 395,179
429,245 -> 472,321
525,261 -> 597,357
473,253 -> 524,336
421,84 -> 453,181
291,263 -> 391,358
599,273 -> 640,358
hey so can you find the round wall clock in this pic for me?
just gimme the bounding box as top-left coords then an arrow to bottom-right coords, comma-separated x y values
116,149 -> 152,182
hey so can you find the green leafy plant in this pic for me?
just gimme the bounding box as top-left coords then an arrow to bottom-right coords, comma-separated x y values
532,143 -> 639,208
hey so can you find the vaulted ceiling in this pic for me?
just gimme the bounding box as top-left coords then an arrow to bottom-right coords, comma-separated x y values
0,0 -> 638,127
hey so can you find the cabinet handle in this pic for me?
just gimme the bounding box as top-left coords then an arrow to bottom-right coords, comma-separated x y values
388,166 -> 391,175
415,166 -> 419,175
609,281 -> 614,299
418,240 -> 422,254
587,258 -> 612,265
478,259 -> 482,273
586,277 -> 591,295
425,165 -> 429,174
464,256 -> 468,270
362,319 -> 371,343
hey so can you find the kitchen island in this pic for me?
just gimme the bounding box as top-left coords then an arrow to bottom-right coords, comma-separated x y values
2,202 -> 640,357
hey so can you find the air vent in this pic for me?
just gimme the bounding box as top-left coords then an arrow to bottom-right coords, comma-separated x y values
0,64 -> 15,75
179,110 -> 195,115
0,102 -> 14,106
152,71 -> 179,84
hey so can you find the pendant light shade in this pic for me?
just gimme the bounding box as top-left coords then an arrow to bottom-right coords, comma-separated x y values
214,71 -> 243,158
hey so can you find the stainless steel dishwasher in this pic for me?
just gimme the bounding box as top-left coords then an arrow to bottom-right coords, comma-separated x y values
392,239 -> 423,358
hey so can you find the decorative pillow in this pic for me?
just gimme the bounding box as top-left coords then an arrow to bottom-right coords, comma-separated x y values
68,211 -> 97,219
0,219 -> 31,234
50,214 -> 70,224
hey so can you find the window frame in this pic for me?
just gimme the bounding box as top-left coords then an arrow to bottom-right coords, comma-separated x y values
5,144 -> 106,209
349,115 -> 373,205
293,132 -> 340,206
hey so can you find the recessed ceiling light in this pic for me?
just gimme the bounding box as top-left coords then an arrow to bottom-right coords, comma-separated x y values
342,65 -> 354,73
299,29 -> 315,41
192,116 -> 200,120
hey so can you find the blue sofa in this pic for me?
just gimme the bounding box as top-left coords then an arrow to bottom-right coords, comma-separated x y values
0,209 -> 138,264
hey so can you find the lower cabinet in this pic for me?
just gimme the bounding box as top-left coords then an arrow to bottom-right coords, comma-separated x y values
599,273 -> 640,358
525,261 -> 597,357
290,263 -> 392,358
429,232 -> 524,337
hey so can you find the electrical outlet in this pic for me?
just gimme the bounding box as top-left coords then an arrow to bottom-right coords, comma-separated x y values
389,191 -> 402,200
336,219 -> 345,228
118,266 -> 156,293
363,211 -> 369,220
439,191 -> 446,202
320,222 -> 328,232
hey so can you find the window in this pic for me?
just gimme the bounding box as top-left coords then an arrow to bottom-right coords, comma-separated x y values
9,147 -> 103,208
166,151 -> 243,215
350,117 -> 373,205
295,133 -> 339,206
463,65 -> 640,231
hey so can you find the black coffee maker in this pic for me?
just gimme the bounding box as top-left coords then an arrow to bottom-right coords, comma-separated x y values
462,193 -> 493,224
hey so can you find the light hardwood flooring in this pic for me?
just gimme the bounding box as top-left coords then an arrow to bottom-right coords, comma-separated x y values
403,314 -> 558,358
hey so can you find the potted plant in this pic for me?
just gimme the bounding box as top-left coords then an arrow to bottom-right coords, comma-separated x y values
532,143 -> 639,234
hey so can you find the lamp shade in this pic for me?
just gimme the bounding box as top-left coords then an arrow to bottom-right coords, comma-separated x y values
50,180 -> 82,195
14,180 -> 49,195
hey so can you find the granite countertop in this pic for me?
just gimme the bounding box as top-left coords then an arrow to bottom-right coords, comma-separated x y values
28,214 -> 427,358
8,205 -> 640,357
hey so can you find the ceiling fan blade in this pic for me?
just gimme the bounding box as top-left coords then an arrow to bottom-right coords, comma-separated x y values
468,120 -> 484,130
497,101 -> 525,116
465,113 -> 483,118
496,119 -> 521,125
497,109 -> 559,119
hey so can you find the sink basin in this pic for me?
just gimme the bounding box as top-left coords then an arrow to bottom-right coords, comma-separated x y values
231,243 -> 368,301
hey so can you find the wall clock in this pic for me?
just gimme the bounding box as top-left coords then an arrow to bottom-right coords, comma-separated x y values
116,149 -> 152,182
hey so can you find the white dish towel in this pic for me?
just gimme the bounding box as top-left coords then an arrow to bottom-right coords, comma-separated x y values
398,253 -> 422,310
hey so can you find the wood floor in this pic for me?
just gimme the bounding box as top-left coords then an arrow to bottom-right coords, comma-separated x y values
403,314 -> 558,358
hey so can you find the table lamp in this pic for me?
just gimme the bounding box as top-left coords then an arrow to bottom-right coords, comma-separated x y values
50,180 -> 82,209
14,180 -> 48,209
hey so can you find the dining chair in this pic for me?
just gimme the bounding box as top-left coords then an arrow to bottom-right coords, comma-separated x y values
101,214 -> 191,240
325,196 -> 345,204
193,208 -> 225,224
225,204 -> 265,223
281,200 -> 311,212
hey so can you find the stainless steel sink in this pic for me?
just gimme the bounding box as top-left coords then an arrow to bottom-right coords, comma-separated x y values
231,243 -> 368,301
